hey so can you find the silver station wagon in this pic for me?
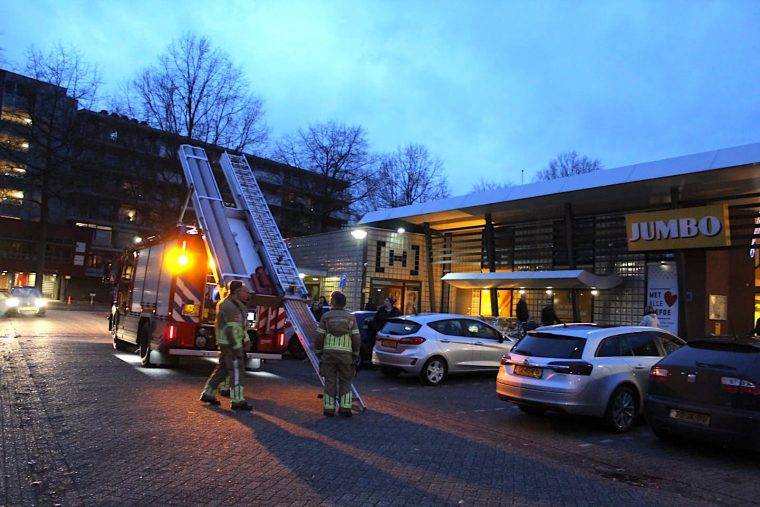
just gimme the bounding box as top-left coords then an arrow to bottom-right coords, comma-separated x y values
497,324 -> 685,432
372,313 -> 515,386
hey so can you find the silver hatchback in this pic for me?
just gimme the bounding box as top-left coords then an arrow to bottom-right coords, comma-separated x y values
372,313 -> 514,385
496,324 -> 685,432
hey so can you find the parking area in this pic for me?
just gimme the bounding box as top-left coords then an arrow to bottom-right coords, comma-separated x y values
1,310 -> 757,506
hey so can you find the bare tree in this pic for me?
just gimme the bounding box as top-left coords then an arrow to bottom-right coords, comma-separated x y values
535,151 -> 603,180
272,121 -> 375,230
0,43 -> 100,290
471,178 -> 512,193
119,34 -> 268,153
366,144 -> 449,210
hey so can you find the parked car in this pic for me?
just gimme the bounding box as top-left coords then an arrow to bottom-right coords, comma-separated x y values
6,286 -> 47,316
372,313 -> 514,386
352,310 -> 377,362
283,310 -> 377,361
496,324 -> 685,432
646,335 -> 760,450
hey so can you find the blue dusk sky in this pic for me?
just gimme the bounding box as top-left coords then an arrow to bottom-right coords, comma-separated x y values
1,0 -> 759,194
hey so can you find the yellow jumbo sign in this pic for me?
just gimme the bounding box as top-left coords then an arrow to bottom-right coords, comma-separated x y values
626,204 -> 731,252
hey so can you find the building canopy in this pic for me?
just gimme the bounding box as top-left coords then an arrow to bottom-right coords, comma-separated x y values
442,270 -> 622,290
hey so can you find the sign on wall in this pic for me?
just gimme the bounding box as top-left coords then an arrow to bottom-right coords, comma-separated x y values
646,262 -> 679,335
626,204 -> 731,252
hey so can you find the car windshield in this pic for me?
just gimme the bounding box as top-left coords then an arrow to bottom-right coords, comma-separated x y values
381,319 -> 422,336
513,332 -> 586,359
11,287 -> 41,298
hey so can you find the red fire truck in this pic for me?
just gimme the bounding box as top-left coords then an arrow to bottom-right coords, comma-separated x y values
109,226 -> 289,367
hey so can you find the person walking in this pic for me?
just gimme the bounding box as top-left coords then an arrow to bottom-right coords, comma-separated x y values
314,291 -> 360,417
540,301 -> 562,326
199,280 -> 253,411
639,306 -> 660,328
310,299 -> 325,320
516,293 -> 529,324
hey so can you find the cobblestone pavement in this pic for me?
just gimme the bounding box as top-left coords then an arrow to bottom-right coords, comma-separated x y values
1,311 -> 757,506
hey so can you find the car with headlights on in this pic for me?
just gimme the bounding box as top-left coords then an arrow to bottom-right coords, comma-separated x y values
646,335 -> 760,450
497,324 -> 685,432
6,286 -> 47,316
372,313 -> 514,386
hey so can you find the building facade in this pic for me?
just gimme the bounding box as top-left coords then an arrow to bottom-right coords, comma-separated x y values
304,143 -> 758,340
0,68 -> 349,301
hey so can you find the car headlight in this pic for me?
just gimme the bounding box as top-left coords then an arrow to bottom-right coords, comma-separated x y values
7,297 -> 19,307
35,298 -> 47,307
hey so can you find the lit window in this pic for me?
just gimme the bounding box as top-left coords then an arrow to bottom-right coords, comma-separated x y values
20,141 -> 29,151
0,189 -> 24,205
0,107 -> 32,125
0,161 -> 26,177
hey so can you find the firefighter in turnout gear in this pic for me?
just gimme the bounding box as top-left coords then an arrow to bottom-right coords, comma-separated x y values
200,280 -> 253,410
314,291 -> 360,417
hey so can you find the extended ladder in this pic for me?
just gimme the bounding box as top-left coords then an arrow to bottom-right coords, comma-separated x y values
178,145 -> 366,412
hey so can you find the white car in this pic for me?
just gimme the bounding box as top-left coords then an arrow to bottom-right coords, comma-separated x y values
496,324 -> 685,432
6,286 -> 47,316
372,313 -> 515,385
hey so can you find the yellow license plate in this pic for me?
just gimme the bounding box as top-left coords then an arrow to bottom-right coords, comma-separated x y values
182,304 -> 200,317
514,365 -> 543,379
381,339 -> 397,348
669,409 -> 710,426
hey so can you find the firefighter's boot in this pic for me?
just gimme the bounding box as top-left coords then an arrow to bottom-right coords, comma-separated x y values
338,392 -> 352,417
219,376 -> 231,397
322,393 -> 336,417
230,385 -> 251,411
199,386 -> 220,406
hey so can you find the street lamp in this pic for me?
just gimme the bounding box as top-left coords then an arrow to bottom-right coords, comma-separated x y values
351,229 -> 367,240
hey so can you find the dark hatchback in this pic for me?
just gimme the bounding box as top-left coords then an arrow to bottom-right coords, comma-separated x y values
646,336 -> 760,450
352,311 -> 377,362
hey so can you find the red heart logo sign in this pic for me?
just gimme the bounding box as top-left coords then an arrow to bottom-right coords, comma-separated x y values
664,291 -> 678,307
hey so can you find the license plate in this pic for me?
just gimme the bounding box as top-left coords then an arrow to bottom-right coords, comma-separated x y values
513,365 -> 543,379
381,339 -> 397,349
669,409 -> 710,426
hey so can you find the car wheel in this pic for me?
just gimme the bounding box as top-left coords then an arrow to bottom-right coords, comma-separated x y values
517,404 -> 546,416
138,322 -> 153,367
380,366 -> 401,377
287,337 -> 306,360
419,356 -> 448,386
605,385 -> 638,433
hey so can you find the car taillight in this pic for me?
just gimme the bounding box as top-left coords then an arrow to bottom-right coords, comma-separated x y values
721,377 -> 760,396
278,332 -> 286,348
167,325 -> 176,341
649,366 -> 670,383
398,336 -> 426,345
500,354 -> 512,365
547,361 -> 593,375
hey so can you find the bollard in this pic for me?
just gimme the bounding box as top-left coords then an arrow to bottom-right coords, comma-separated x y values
67,296 -> 71,305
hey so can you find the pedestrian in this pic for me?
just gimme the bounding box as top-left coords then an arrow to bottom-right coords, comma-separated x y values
369,296 -> 401,344
516,293 -> 529,323
310,299 -> 325,320
540,301 -> 562,326
314,291 -> 360,417
199,280 -> 253,411
639,306 -> 660,328
364,299 -> 378,311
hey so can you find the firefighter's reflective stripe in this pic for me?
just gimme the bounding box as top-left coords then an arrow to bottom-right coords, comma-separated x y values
322,334 -> 354,353
216,297 -> 248,349
340,392 -> 352,409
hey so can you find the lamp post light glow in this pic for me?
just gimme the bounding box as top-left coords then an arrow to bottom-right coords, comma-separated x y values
134,236 -> 143,244
298,272 -> 306,279
397,227 -> 406,234
350,229 -> 367,240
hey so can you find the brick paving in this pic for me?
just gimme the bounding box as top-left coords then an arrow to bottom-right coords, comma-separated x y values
0,311 -> 756,506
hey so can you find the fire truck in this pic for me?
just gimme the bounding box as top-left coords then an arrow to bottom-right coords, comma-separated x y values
109,225 -> 288,367
108,145 -> 365,410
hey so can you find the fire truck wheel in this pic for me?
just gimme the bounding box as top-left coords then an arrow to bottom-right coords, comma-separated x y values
112,336 -> 131,351
287,338 -> 306,360
138,322 -> 153,367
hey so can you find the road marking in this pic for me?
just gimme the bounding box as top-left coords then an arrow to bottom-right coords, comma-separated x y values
455,411 -> 466,414
599,439 -> 613,444
495,407 -> 505,411
579,443 -> 593,447
371,389 -> 383,392
474,409 -> 486,413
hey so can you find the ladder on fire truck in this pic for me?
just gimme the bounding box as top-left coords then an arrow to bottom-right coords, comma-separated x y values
178,145 -> 366,412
